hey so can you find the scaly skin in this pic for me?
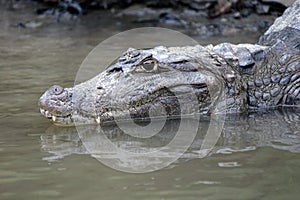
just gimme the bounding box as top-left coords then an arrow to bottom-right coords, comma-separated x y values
39,0 -> 300,126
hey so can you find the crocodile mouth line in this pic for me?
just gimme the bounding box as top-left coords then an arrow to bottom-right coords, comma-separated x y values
40,108 -> 103,125
39,108 -> 72,123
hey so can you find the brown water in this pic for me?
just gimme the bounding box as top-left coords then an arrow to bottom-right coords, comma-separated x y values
0,3 -> 300,200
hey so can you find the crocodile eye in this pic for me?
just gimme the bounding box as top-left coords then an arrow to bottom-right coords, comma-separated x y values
141,60 -> 157,72
51,85 -> 64,95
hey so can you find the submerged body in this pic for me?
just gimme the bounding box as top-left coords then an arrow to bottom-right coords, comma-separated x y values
39,1 -> 300,126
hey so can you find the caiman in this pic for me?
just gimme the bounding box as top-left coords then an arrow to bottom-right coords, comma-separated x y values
39,0 -> 300,126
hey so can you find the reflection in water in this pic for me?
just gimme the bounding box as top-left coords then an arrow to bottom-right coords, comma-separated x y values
41,109 -> 300,170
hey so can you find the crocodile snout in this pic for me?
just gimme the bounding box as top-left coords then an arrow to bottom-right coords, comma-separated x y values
38,85 -> 74,117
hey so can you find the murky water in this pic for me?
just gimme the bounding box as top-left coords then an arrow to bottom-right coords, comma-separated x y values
0,3 -> 300,200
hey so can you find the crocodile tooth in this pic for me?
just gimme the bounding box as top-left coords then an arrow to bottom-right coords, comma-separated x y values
96,116 -> 101,124
52,116 -> 56,122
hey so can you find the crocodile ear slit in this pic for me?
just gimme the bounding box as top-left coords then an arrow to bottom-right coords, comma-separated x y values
170,62 -> 198,72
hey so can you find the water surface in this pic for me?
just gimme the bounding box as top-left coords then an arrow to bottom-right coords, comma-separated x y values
0,3 -> 299,200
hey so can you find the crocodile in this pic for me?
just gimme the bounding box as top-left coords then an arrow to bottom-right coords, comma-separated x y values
39,0 -> 300,126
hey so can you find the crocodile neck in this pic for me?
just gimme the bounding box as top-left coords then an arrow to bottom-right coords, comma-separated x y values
210,0 -> 300,110
211,42 -> 299,110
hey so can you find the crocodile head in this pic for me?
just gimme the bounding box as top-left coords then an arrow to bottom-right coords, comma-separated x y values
39,45 -> 227,126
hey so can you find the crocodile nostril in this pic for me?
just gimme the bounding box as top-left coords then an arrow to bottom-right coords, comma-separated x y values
50,85 -> 64,95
